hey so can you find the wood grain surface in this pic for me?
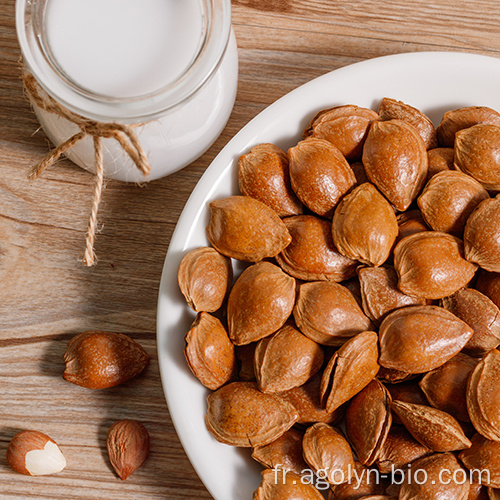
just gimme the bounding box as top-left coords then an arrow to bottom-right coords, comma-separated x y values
1,0 -> 500,498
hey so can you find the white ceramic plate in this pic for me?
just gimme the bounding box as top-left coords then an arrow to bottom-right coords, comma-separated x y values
157,51 -> 500,499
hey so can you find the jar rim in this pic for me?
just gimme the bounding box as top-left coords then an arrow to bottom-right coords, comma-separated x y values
16,0 -> 232,123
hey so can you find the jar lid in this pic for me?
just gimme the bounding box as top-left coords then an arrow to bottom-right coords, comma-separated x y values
16,0 -> 232,123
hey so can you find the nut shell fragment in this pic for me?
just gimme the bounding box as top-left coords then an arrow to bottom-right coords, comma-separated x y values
207,195 -> 291,262
332,183 -> 398,266
227,261 -> 296,345
205,381 -> 299,447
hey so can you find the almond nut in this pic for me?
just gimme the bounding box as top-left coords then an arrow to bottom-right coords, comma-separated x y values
63,331 -> 150,389
426,147 -> 454,180
106,419 -> 150,480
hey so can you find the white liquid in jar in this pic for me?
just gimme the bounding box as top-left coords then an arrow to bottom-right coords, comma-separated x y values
45,0 -> 204,98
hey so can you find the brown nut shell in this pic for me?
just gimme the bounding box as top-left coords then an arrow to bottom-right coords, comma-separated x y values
288,137 -> 357,218
455,124 -> 500,190
362,119 -> 428,211
332,183 -> 398,266
227,261 -> 296,345
238,143 -> 303,217
465,196 -> 500,273
207,195 -> 291,262
251,428 -> 308,476
293,281 -> 374,346
467,349 -> 500,441
417,170 -> 489,236
399,453 -> 470,500
306,105 -> 380,161
396,210 -> 428,242
378,98 -> 438,150
441,288 -> 500,357
476,270 -> 500,309
302,423 -> 355,485
436,106 -> 500,147
419,352 -> 479,422
391,400 -> 471,452
205,381 -> 299,447
379,305 -> 474,374
427,147 -> 455,180
460,434 -> 500,488
253,468 -> 324,500
358,266 -> 426,325
320,331 -> 380,413
394,231 -> 477,300
276,215 -> 358,282
254,324 -> 324,393
329,461 -> 389,499
184,312 -> 236,390
178,247 -> 233,313
345,379 -> 392,466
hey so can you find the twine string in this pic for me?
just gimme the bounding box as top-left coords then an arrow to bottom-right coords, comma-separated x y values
23,73 -> 151,266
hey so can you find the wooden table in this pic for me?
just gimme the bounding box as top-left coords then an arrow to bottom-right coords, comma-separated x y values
1,0 -> 499,498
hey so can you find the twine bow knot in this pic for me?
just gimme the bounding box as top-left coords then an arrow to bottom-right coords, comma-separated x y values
23,73 -> 151,266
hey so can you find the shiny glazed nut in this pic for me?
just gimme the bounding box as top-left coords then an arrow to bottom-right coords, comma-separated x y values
293,281 -> 374,346
436,106 -> 500,147
399,453 -> 470,500
441,289 -> 500,357
378,305 -> 474,374
302,422 -> 355,485
394,231 -> 477,299
358,266 -> 426,325
396,210 -> 428,242
178,246 -> 233,313
205,381 -> 299,447
227,261 -> 296,345
455,124 -> 500,190
329,461 -> 389,499
253,468 -> 324,500
391,400 -> 471,452
254,324 -> 324,393
460,433 -> 500,488
465,196 -> 500,273
320,331 -> 379,413
427,147 -> 454,180
304,104 -> 380,160
288,137 -> 357,218
206,195 -> 291,262
375,426 -> 431,474
345,379 -> 392,466
184,312 -> 237,390
417,170 -> 489,236
251,427 -> 308,475
467,349 -> 500,441
238,143 -> 303,217
419,353 -> 479,422
276,215 -> 358,282
362,119 -> 428,211
332,183 -> 398,266
63,331 -> 150,389
278,372 -> 344,425
378,98 -> 438,150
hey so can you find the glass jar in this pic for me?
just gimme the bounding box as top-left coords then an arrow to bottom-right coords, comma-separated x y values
16,0 -> 238,182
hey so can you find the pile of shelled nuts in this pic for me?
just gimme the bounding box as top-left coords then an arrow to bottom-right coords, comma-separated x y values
178,98 -> 500,499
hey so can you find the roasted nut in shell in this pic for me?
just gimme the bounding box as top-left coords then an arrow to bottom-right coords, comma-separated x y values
254,324 -> 324,393
184,312 -> 237,390
332,182 -> 398,266
288,137 -> 357,217
253,468 -> 324,499
238,143 -> 303,217
459,433 -> 500,488
276,215 -> 358,282
362,119 -> 428,211
63,331 -> 150,389
178,246 -> 233,312
293,281 -> 373,346
329,461 -> 389,499
379,305 -> 474,374
206,195 -> 291,262
206,381 -> 299,447
426,147 -> 454,180
227,261 -> 296,345
394,231 -> 477,300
